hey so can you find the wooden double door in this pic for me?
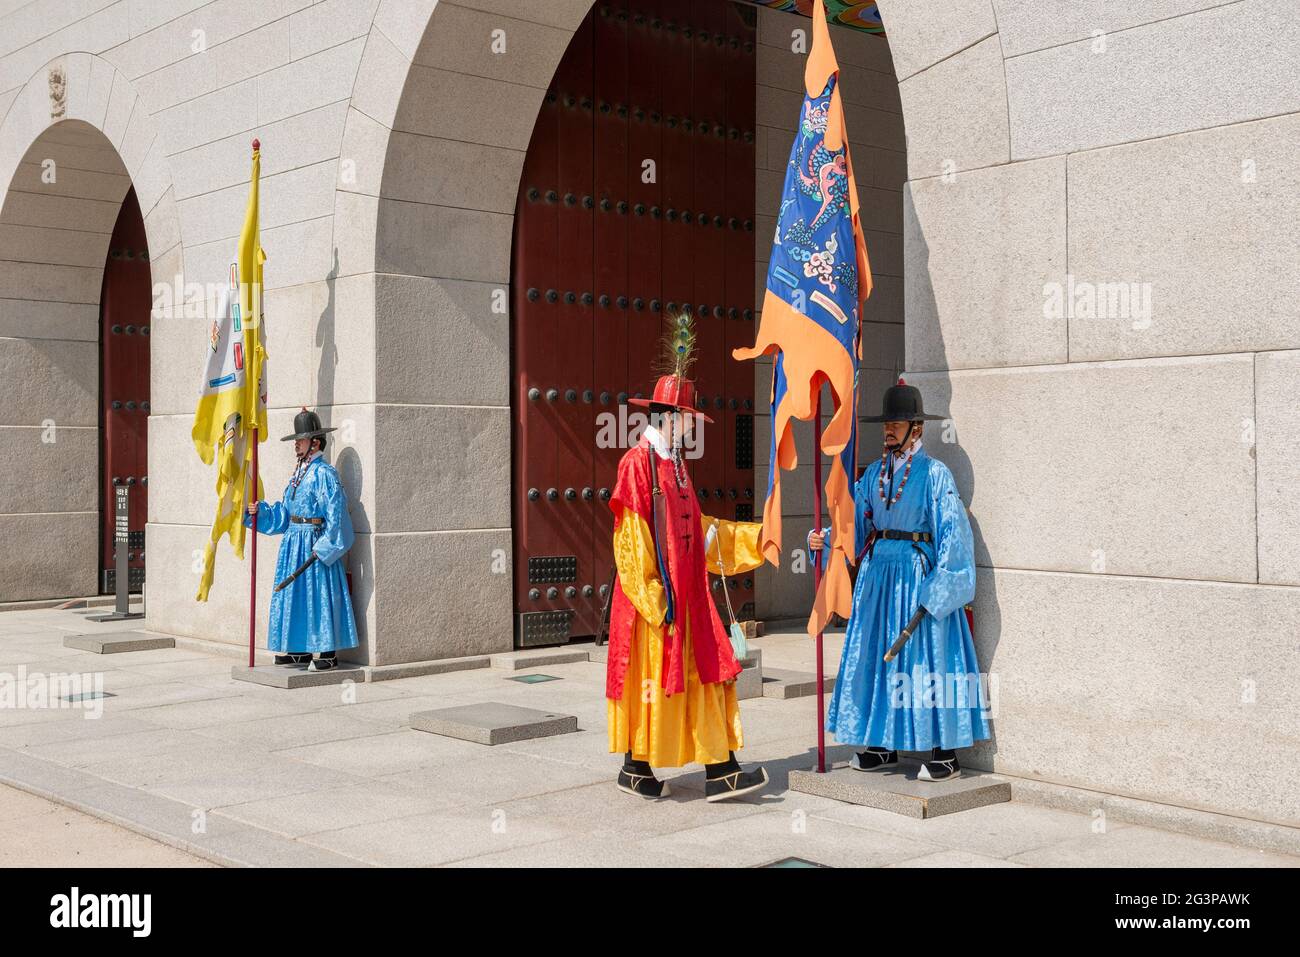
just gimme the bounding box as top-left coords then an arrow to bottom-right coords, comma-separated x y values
510,1 -> 759,645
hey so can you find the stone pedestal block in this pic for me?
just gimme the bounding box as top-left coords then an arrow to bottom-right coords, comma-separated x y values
409,702 -> 578,746
789,762 -> 1010,818
63,631 -> 175,654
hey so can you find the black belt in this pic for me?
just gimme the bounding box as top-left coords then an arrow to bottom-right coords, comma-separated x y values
290,516 -> 323,526
876,529 -> 931,543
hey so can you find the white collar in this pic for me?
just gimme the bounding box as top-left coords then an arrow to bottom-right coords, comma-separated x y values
892,439 -> 922,461
643,424 -> 672,460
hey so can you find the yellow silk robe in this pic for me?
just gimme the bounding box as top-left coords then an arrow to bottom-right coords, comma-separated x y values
607,511 -> 764,768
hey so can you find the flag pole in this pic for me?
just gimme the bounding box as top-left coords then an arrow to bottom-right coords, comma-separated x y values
249,425 -> 258,668
812,387 -> 826,773
247,136 -> 261,670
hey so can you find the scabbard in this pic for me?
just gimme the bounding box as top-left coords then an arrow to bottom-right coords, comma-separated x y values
883,605 -> 926,663
274,553 -> 318,593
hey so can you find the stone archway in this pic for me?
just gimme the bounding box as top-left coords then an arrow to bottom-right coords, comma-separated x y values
342,0 -> 930,658
0,54 -> 180,603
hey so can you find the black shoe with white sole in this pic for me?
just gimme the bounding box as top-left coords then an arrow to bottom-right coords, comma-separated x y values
308,655 -> 337,672
849,747 -> 898,772
274,653 -> 312,666
704,752 -> 769,802
918,747 -> 961,781
617,755 -> 670,799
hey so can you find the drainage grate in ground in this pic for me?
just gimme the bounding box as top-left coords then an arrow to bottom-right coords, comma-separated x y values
60,691 -> 116,703
760,857 -> 829,868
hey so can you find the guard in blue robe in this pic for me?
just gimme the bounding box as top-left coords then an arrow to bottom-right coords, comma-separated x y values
811,379 -> 989,780
245,408 -> 359,670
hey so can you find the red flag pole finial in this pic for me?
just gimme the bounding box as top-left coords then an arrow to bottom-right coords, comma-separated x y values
252,138 -> 260,151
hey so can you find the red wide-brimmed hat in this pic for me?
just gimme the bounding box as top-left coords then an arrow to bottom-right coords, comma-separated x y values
627,373 -> 713,424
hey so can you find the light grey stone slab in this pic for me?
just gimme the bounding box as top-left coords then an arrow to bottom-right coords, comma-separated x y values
734,649 -> 763,701
789,762 -> 1010,818
1255,350 -> 1300,586
1007,822 -> 1299,868
373,275 -> 510,406
898,35 -> 1009,180
912,355 -> 1255,583
643,806 -> 945,868
489,648 -> 591,670
63,631 -> 176,654
1067,112 -> 1300,362
409,702 -> 578,746
445,832 -> 699,868
875,0 -> 999,81
377,748 -> 611,809
905,156 -> 1067,371
376,198 -> 513,284
231,663 -> 367,689
298,804 -> 571,867
370,529 -> 514,663
970,567 -> 1300,828
1005,1 -> 1300,159
992,0 -> 1229,57
0,427 -> 96,514
0,514 -> 97,604
278,728 -> 491,778
762,667 -> 836,700
410,2 -> 573,89
1007,767 -> 1300,858
0,750 -> 364,867
213,780 -> 454,839
888,849 -> 1023,868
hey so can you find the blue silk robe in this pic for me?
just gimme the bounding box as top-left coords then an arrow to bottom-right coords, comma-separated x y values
244,455 -> 359,654
822,448 -> 990,751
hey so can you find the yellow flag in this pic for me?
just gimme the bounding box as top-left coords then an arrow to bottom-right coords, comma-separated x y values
192,144 -> 269,601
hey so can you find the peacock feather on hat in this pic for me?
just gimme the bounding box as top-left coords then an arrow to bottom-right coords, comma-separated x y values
654,311 -> 697,381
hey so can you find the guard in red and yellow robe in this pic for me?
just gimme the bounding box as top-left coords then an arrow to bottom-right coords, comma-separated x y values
605,356 -> 769,802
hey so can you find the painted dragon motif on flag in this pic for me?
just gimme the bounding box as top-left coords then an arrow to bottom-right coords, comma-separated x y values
792,94 -> 851,233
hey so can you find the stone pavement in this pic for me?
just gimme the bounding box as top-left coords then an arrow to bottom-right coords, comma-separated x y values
0,606 -> 1295,868
0,783 -> 211,867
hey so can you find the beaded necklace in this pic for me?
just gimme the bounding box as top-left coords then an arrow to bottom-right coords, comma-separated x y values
670,447 -> 689,488
878,440 -> 918,506
289,455 -> 312,499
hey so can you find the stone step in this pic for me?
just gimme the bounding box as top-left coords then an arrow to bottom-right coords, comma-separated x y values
761,668 -> 836,700
231,663 -> 366,689
409,702 -> 578,746
63,631 -> 175,654
364,655 -> 489,682
788,761 -> 1011,819
489,648 -> 592,670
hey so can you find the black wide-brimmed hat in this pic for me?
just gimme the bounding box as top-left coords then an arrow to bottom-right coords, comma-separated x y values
863,378 -> 947,423
280,407 -> 337,442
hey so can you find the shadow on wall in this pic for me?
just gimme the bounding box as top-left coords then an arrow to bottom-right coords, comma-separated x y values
316,249 -> 340,411
905,200 -> 1003,769
316,248 -> 374,661
333,444 -> 371,664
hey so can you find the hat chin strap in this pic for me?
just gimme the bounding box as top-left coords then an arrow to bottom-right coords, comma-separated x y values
885,421 -> 916,455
